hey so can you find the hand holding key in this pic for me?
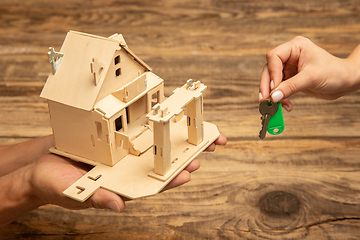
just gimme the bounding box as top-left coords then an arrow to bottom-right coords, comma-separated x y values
259,100 -> 278,139
259,36 -> 360,111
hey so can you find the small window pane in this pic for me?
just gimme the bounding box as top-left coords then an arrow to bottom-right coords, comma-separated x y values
114,55 -> 120,65
115,116 -> 123,131
116,68 -> 121,77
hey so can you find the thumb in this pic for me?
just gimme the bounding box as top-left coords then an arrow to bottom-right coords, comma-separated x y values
87,188 -> 125,212
271,71 -> 311,102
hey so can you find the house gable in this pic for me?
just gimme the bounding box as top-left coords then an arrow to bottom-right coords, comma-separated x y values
40,31 -> 152,111
95,48 -> 148,103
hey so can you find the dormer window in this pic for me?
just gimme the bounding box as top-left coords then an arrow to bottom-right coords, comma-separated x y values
116,68 -> 121,77
114,55 -> 120,65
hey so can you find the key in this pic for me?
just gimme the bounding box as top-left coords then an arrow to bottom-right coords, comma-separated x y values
259,100 -> 278,139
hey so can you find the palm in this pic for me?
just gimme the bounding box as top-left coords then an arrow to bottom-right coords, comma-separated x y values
29,132 -> 226,211
30,153 -> 196,209
30,154 -> 97,209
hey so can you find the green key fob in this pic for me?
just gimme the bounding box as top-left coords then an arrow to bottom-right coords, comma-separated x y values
267,102 -> 285,135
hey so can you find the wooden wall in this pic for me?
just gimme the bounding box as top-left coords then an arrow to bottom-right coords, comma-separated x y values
1,0 -> 360,239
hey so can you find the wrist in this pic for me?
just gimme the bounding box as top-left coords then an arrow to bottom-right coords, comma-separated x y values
345,44 -> 360,90
0,165 -> 44,227
343,59 -> 360,91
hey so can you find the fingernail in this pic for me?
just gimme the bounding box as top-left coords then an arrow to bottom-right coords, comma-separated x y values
271,91 -> 284,103
259,92 -> 263,102
108,201 -> 120,212
283,104 -> 290,112
270,81 -> 275,90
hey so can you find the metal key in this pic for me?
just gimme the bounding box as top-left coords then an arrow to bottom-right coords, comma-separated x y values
259,100 -> 278,139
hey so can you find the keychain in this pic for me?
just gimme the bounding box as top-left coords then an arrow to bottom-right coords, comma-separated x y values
267,102 -> 285,135
259,101 -> 285,139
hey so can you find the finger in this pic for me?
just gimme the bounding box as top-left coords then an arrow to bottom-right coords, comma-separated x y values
162,158 -> 201,192
88,188 -> 125,212
280,99 -> 293,112
214,133 -> 227,146
266,47 -> 286,90
259,64 -> 271,101
162,170 -> 191,191
205,143 -> 216,152
184,158 -> 200,173
266,39 -> 303,90
204,132 -> 227,152
271,70 -> 312,102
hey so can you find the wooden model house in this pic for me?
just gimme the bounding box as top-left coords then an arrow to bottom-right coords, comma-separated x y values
41,31 -> 219,201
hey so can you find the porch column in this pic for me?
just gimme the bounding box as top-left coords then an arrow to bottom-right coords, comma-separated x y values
153,120 -> 171,176
187,95 -> 204,146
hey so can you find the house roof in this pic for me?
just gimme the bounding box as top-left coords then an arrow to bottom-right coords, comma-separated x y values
40,31 -> 151,111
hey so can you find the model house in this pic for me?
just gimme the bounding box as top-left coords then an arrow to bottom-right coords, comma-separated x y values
41,31 -> 219,201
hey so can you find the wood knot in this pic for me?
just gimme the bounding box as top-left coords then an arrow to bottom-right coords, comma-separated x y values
259,191 -> 301,217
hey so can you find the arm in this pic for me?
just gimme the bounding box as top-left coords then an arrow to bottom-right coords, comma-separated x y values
0,135 -> 54,177
0,165 -> 40,227
259,36 -> 360,111
0,152 -> 126,228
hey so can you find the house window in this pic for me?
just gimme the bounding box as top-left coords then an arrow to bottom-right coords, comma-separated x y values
114,55 -> 120,65
151,91 -> 160,107
95,121 -> 103,140
116,68 -> 121,77
115,115 -> 123,131
126,107 -> 130,124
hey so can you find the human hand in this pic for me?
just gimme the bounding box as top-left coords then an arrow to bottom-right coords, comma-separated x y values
259,36 -> 360,111
1,132 -> 226,227
27,153 -> 125,212
27,132 -> 227,212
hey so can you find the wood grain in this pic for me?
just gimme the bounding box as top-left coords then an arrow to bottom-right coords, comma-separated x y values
1,0 -> 360,239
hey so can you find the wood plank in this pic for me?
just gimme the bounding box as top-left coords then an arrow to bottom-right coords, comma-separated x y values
2,138 -> 360,239
0,0 -> 359,55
